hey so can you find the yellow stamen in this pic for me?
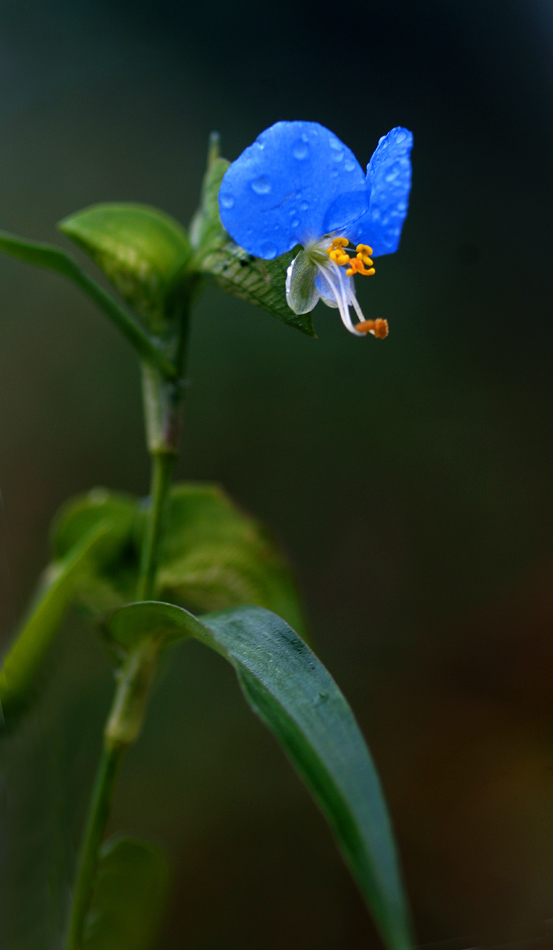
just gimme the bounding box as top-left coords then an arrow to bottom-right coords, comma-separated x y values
346,258 -> 375,277
355,318 -> 389,338
328,248 -> 350,265
326,237 -> 376,277
356,252 -> 373,266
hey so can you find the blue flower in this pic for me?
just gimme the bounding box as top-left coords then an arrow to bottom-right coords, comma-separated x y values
219,121 -> 413,337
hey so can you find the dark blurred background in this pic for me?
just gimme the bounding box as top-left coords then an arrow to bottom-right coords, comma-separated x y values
2,0 -> 553,947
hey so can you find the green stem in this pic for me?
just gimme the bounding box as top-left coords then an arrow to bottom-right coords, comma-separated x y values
64,743 -> 123,950
136,451 -> 175,601
64,635 -> 159,950
64,303 -> 190,947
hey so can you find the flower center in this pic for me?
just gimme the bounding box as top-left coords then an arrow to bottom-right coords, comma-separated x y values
326,237 -> 376,277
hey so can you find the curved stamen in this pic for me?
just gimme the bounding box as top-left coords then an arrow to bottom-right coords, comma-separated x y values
316,262 -> 367,336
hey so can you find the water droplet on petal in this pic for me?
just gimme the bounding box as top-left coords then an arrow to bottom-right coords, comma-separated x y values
344,159 -> 356,172
292,140 -> 309,160
291,218 -> 299,228
261,242 -> 278,259
331,149 -> 344,162
251,176 -> 271,195
220,193 -> 234,209
299,201 -> 309,212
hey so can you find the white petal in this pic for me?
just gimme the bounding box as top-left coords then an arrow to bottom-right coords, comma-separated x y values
286,252 -> 321,314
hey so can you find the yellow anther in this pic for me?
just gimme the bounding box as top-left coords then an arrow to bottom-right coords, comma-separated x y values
355,318 -> 389,338
328,248 -> 349,265
357,252 -> 374,266
326,238 -> 376,277
346,258 -> 376,277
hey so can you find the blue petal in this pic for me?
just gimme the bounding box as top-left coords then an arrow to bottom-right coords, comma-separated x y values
351,127 -> 413,257
219,121 -> 368,259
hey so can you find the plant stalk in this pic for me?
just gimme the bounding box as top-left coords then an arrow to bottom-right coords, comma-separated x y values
136,451 -> 175,601
64,306 -> 191,948
64,742 -> 123,949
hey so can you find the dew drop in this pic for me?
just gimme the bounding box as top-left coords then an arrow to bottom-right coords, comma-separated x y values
251,176 -> 271,195
331,149 -> 344,162
220,193 -> 234,209
329,138 -> 341,149
344,159 -> 356,172
291,218 -> 299,228
292,140 -> 309,160
261,241 -> 278,259
299,201 -> 309,211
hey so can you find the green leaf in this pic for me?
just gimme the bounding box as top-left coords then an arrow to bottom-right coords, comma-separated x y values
45,482 -> 306,638
83,835 -> 170,950
59,203 -> 192,333
0,229 -> 175,377
106,602 -> 412,950
53,488 -> 138,562
0,521 -> 113,725
198,239 -> 315,336
51,488 -> 140,619
156,483 -> 306,636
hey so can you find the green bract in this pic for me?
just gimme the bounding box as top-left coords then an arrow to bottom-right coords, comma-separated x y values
188,135 -> 315,334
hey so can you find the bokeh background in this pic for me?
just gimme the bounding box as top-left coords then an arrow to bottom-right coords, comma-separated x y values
1,0 -> 553,947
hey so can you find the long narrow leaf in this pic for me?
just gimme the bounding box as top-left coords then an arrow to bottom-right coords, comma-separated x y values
0,230 -> 175,377
107,601 -> 412,950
